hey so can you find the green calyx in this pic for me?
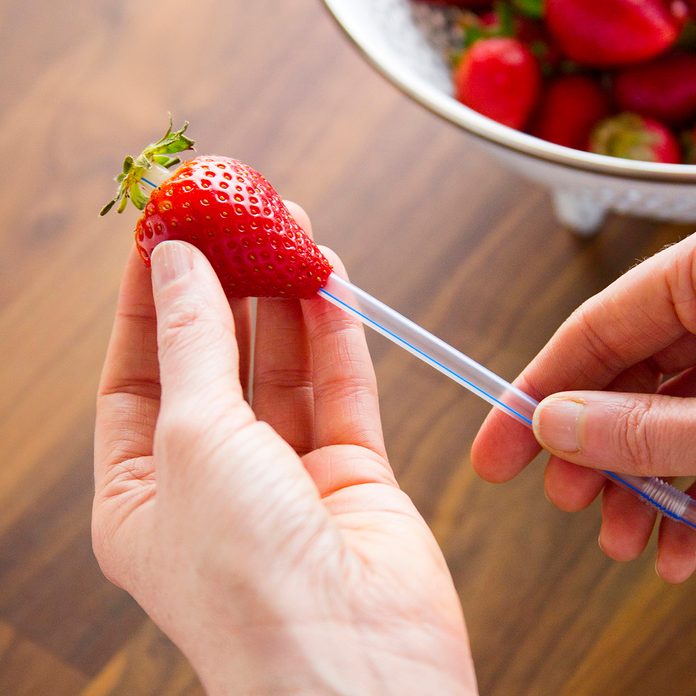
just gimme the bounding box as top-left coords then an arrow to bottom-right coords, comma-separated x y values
590,113 -> 657,162
511,0 -> 544,19
452,2 -> 516,60
100,118 -> 195,216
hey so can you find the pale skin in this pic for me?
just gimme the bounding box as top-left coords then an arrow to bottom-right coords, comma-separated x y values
93,202 -> 478,695
94,198 -> 696,692
473,232 -> 696,584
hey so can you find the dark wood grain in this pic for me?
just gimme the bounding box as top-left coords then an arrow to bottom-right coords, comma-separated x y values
1,0 -> 695,693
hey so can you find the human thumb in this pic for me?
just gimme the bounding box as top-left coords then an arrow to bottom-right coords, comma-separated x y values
150,241 -> 330,543
532,391 -> 696,477
150,240 -> 248,413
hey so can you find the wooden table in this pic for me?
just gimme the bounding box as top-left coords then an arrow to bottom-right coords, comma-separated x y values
1,1 -> 695,693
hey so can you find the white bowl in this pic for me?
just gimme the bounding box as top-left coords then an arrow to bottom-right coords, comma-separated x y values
323,0 -> 696,234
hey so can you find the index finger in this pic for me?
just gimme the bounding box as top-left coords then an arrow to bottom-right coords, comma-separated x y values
472,233 -> 696,482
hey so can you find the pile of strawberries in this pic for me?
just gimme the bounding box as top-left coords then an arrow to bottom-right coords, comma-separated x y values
416,0 -> 696,164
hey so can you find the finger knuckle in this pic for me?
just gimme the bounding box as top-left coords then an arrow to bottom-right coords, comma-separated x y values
158,405 -> 211,450
158,298 -> 228,362
615,401 -> 657,475
570,303 -> 626,375
309,310 -> 360,346
254,367 -> 313,394
317,371 -> 375,404
157,401 -> 253,466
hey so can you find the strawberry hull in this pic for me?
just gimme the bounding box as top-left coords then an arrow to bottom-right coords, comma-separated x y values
589,113 -> 681,163
134,157 -> 332,299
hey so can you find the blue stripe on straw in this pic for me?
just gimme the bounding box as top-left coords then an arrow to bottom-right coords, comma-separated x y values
320,286 -> 696,529
602,471 -> 696,529
319,288 -> 533,427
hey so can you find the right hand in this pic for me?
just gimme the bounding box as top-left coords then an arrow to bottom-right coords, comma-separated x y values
472,233 -> 696,583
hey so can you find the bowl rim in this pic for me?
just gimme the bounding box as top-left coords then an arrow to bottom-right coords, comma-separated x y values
322,0 -> 696,184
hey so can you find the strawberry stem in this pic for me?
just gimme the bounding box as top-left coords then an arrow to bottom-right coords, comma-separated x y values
494,2 -> 515,37
512,0 -> 544,19
100,118 -> 195,216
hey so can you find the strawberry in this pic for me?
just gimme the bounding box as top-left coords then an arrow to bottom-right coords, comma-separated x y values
101,122 -> 332,299
531,74 -> 611,150
454,37 -> 540,129
546,0 -> 687,67
589,113 -> 681,164
613,52 -> 696,125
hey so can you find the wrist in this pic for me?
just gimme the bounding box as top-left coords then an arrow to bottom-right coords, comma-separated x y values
189,618 -> 476,696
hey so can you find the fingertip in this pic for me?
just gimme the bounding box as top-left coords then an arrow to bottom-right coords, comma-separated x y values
317,245 -> 346,277
283,200 -> 313,239
544,457 -> 605,512
597,525 -> 638,563
654,554 -> 693,585
655,517 -> 696,584
654,557 -> 695,585
598,484 -> 655,562
470,434 -> 515,483
597,525 -> 646,563
470,411 -> 540,483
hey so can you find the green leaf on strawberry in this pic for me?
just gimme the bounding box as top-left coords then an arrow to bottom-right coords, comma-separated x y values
512,0 -> 545,19
100,118 -> 195,216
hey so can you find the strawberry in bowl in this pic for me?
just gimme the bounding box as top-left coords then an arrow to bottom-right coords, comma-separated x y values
324,0 -> 696,234
439,0 -> 695,164
454,36 -> 541,129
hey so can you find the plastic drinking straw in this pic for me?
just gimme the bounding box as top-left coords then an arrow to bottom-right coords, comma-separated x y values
318,272 -> 696,530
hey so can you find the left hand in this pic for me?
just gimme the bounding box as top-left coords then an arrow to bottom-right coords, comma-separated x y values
93,201 -> 477,695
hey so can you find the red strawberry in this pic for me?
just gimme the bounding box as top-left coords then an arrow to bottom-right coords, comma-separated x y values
589,113 -> 681,163
454,37 -> 541,129
531,75 -> 611,150
546,0 -> 687,67
613,52 -> 696,125
101,122 -> 332,299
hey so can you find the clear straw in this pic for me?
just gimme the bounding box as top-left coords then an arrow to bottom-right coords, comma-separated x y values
318,272 -> 696,531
